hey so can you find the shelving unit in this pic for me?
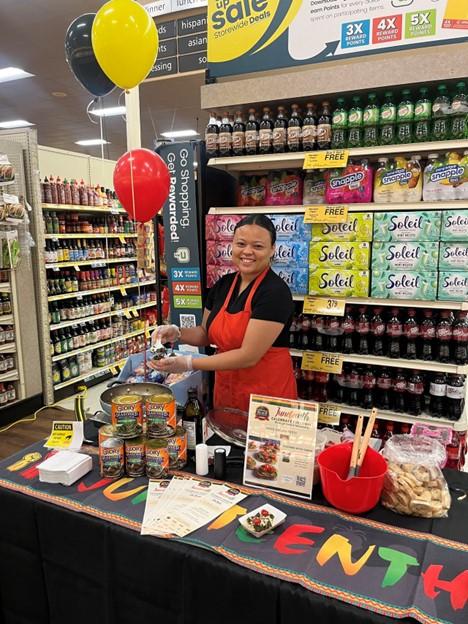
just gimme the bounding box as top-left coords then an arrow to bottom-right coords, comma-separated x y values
292,295 -> 468,310
48,280 -> 156,302
49,301 -> 156,331
44,233 -> 138,240
45,257 -> 138,269
42,203 -> 126,215
54,359 -> 127,391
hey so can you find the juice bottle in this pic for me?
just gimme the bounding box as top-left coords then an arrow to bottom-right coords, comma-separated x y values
232,111 -> 245,157
56,176 -> 65,205
396,89 -> 413,144
302,103 -> 317,151
331,98 -> 347,149
258,107 -> 274,154
205,112 -> 219,158
49,175 -> 58,204
414,87 -> 431,143
363,93 -> 379,147
273,106 -> 288,153
317,101 -> 332,150
287,104 -> 302,152
451,81 -> 468,139
244,108 -> 259,156
432,84 -> 451,141
347,96 -> 363,148
218,112 -> 232,157
379,91 -> 396,146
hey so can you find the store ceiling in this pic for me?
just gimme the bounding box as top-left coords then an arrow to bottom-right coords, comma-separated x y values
0,1 -> 207,161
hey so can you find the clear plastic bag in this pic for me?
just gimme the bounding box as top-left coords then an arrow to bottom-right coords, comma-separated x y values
381,435 -> 451,518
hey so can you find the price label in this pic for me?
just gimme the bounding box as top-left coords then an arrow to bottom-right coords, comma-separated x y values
110,207 -> 119,215
123,309 -> 132,319
119,235 -> 126,243
109,366 -> 118,376
73,265 -> 80,271
303,149 -> 349,169
145,327 -> 151,339
52,267 -> 59,272
3,193 -> 19,204
318,404 -> 341,426
303,204 -> 348,224
303,296 -> 346,316
119,286 -> 127,296
301,351 -> 343,374
131,308 -> 139,318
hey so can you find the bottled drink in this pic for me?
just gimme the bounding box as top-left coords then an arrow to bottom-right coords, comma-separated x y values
446,375 -> 465,421
451,81 -> 468,139
347,96 -> 363,148
435,310 -> 452,363
452,311 -> 468,365
289,316 -> 298,350
287,104 -> 302,152
370,307 -> 385,356
432,85 -> 451,141
371,420 -> 382,443
273,106 -> 288,153
429,372 -> 447,418
218,113 -> 232,157
392,369 -> 407,413
331,98 -> 347,149
300,315 -> 311,350
445,431 -> 467,470
341,306 -> 355,354
232,111 -> 245,157
313,372 -> 329,403
347,365 -> 362,406
400,423 -> 411,435
376,370 -> 391,411
379,91 -> 396,145
356,306 -> 370,355
396,89 -> 413,144
316,101 -> 332,150
382,422 -> 394,445
361,367 -> 376,409
420,310 -> 435,360
326,316 -> 341,353
302,103 -> 317,151
403,309 -> 419,359
363,93 -> 379,147
414,87 -> 431,142
332,371 -> 345,403
303,370 -> 314,400
406,370 -> 424,416
387,308 -> 402,358
258,107 -> 274,154
182,387 -> 205,457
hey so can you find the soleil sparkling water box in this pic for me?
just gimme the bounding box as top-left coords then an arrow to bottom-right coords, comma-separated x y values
206,264 -> 235,288
440,210 -> 468,242
273,240 -> 309,266
268,214 -> 312,240
438,242 -> 468,270
311,213 -> 373,242
371,271 -> 438,300
205,215 -> 242,241
272,265 -> 308,295
308,269 -> 369,298
206,240 -> 233,265
309,242 -> 370,270
373,211 -> 441,242
372,242 -> 439,271
438,272 -> 468,301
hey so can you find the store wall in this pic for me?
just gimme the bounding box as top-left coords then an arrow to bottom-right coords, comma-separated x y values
38,146 -> 115,189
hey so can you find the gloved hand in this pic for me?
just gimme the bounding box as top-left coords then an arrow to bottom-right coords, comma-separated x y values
151,355 -> 193,374
151,324 -> 181,345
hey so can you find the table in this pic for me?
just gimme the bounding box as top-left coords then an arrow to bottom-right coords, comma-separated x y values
0,433 -> 467,624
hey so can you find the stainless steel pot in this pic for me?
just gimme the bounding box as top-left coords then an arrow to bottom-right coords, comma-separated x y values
99,381 -> 173,416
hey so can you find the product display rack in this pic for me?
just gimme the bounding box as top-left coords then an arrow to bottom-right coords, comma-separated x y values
43,203 -> 126,214
45,257 -> 138,269
49,301 -> 157,331
53,359 -> 127,391
47,280 -> 156,302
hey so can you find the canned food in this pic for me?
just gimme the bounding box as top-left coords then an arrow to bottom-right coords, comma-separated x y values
167,426 -> 187,469
146,392 -> 176,438
98,424 -> 114,445
145,439 -> 169,479
125,436 -> 145,477
111,394 -> 143,438
99,436 -> 124,479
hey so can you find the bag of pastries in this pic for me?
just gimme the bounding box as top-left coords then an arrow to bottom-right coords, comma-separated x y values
381,435 -> 451,518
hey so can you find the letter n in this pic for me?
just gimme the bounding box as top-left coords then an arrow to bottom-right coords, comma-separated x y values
317,534 -> 375,575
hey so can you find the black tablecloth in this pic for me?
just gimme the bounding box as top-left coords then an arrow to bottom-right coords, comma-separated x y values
0,430 -> 467,624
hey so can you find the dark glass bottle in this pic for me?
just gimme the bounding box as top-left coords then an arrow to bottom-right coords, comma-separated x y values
258,107 -> 274,154
244,108 -> 259,156
273,106 -> 288,153
218,113 -> 232,158
302,103 -> 317,151
182,387 -> 205,458
287,104 -> 302,152
316,101 -> 332,150
232,111 -> 245,157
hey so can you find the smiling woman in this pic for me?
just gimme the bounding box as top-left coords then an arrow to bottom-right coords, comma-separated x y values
151,214 -> 297,413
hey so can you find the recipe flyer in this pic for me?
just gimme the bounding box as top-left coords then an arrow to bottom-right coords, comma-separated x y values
243,395 -> 319,500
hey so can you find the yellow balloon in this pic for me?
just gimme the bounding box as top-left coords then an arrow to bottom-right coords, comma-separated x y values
92,0 -> 158,90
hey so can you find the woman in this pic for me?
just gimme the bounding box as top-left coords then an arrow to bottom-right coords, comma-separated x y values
152,214 -> 297,412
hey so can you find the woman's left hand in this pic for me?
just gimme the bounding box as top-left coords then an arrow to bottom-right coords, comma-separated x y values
151,355 -> 193,373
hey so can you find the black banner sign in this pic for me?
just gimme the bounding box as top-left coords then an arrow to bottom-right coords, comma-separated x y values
150,57 -> 178,78
178,51 -> 207,74
157,20 -> 176,40
177,14 -> 207,36
178,32 -> 207,55
158,38 -> 177,59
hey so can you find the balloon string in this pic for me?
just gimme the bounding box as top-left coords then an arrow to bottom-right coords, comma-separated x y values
99,99 -> 104,161
129,151 -> 136,221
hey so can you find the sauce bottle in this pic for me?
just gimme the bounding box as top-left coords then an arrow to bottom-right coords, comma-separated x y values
63,178 -> 72,205
183,387 -> 205,458
49,175 -> 58,204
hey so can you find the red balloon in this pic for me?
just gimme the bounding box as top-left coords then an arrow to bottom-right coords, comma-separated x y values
113,148 -> 170,222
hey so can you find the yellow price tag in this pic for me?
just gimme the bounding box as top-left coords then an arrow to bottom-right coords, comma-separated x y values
131,309 -> 139,317
301,351 -> 343,374
145,327 -> 151,339
303,296 -> 346,316
303,204 -> 348,224
318,404 -> 341,426
73,264 -> 80,271
123,309 -> 132,319
120,286 -> 127,296
119,235 -> 126,243
303,149 -> 349,169
109,366 -> 118,375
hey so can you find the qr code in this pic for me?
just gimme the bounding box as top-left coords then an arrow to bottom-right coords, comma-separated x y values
296,476 -> 306,488
180,314 -> 196,329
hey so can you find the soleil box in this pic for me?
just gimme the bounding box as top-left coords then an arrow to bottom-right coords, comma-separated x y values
440,210 -> 468,242
311,213 -> 373,242
437,272 -> 468,301
438,242 -> 468,270
372,242 -> 439,271
271,265 -> 308,295
373,211 -> 441,242
308,269 -> 369,298
309,242 -> 370,270
371,271 -> 438,300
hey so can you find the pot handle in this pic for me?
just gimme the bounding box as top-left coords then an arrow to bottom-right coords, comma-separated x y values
107,380 -> 123,388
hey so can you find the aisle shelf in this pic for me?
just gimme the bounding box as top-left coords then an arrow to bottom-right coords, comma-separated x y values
54,359 -> 127,391
0,315 -> 13,324
321,402 -> 465,431
42,203 -> 125,214
45,257 -> 138,269
44,233 -> 137,240
51,325 -> 157,362
0,370 -> 19,382
208,139 -> 468,172
0,181 -> 15,188
48,280 -> 156,302
0,283 -> 11,292
291,295 -> 468,311
209,200 -> 468,215
290,348 -> 468,375
49,301 -> 157,331
0,399 -> 22,410
0,343 -> 16,354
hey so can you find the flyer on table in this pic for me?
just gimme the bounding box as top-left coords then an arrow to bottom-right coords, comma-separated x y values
243,394 -> 319,500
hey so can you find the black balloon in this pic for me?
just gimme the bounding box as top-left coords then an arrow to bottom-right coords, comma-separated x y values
65,13 -> 115,97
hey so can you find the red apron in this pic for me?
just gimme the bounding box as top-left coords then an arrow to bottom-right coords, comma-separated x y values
207,268 -> 297,413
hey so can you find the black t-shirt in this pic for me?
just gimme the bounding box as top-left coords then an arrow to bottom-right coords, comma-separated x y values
205,269 -> 293,347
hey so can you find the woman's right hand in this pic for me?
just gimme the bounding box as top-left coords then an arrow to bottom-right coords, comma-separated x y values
151,324 -> 181,345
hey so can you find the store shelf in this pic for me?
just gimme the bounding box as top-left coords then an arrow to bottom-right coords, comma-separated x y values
0,399 -> 22,410
49,301 -> 157,331
0,315 -> 13,324
45,257 -> 138,269
42,203 -> 125,214
0,181 -> 15,188
51,325 -> 156,362
292,294 -> 468,311
0,370 -> 19,382
290,348 -> 468,375
44,233 -> 137,240
48,280 -> 156,302
208,139 -> 468,172
0,343 -> 16,354
53,359 -> 127,391
209,200 -> 468,215
0,283 -> 11,293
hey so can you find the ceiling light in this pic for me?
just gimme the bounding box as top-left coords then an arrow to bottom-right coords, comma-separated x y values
0,119 -> 34,129
89,106 -> 126,117
75,139 -> 110,146
161,129 -> 199,138
0,67 -> 34,84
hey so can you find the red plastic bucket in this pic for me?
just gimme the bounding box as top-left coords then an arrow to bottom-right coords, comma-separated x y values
317,442 -> 387,514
